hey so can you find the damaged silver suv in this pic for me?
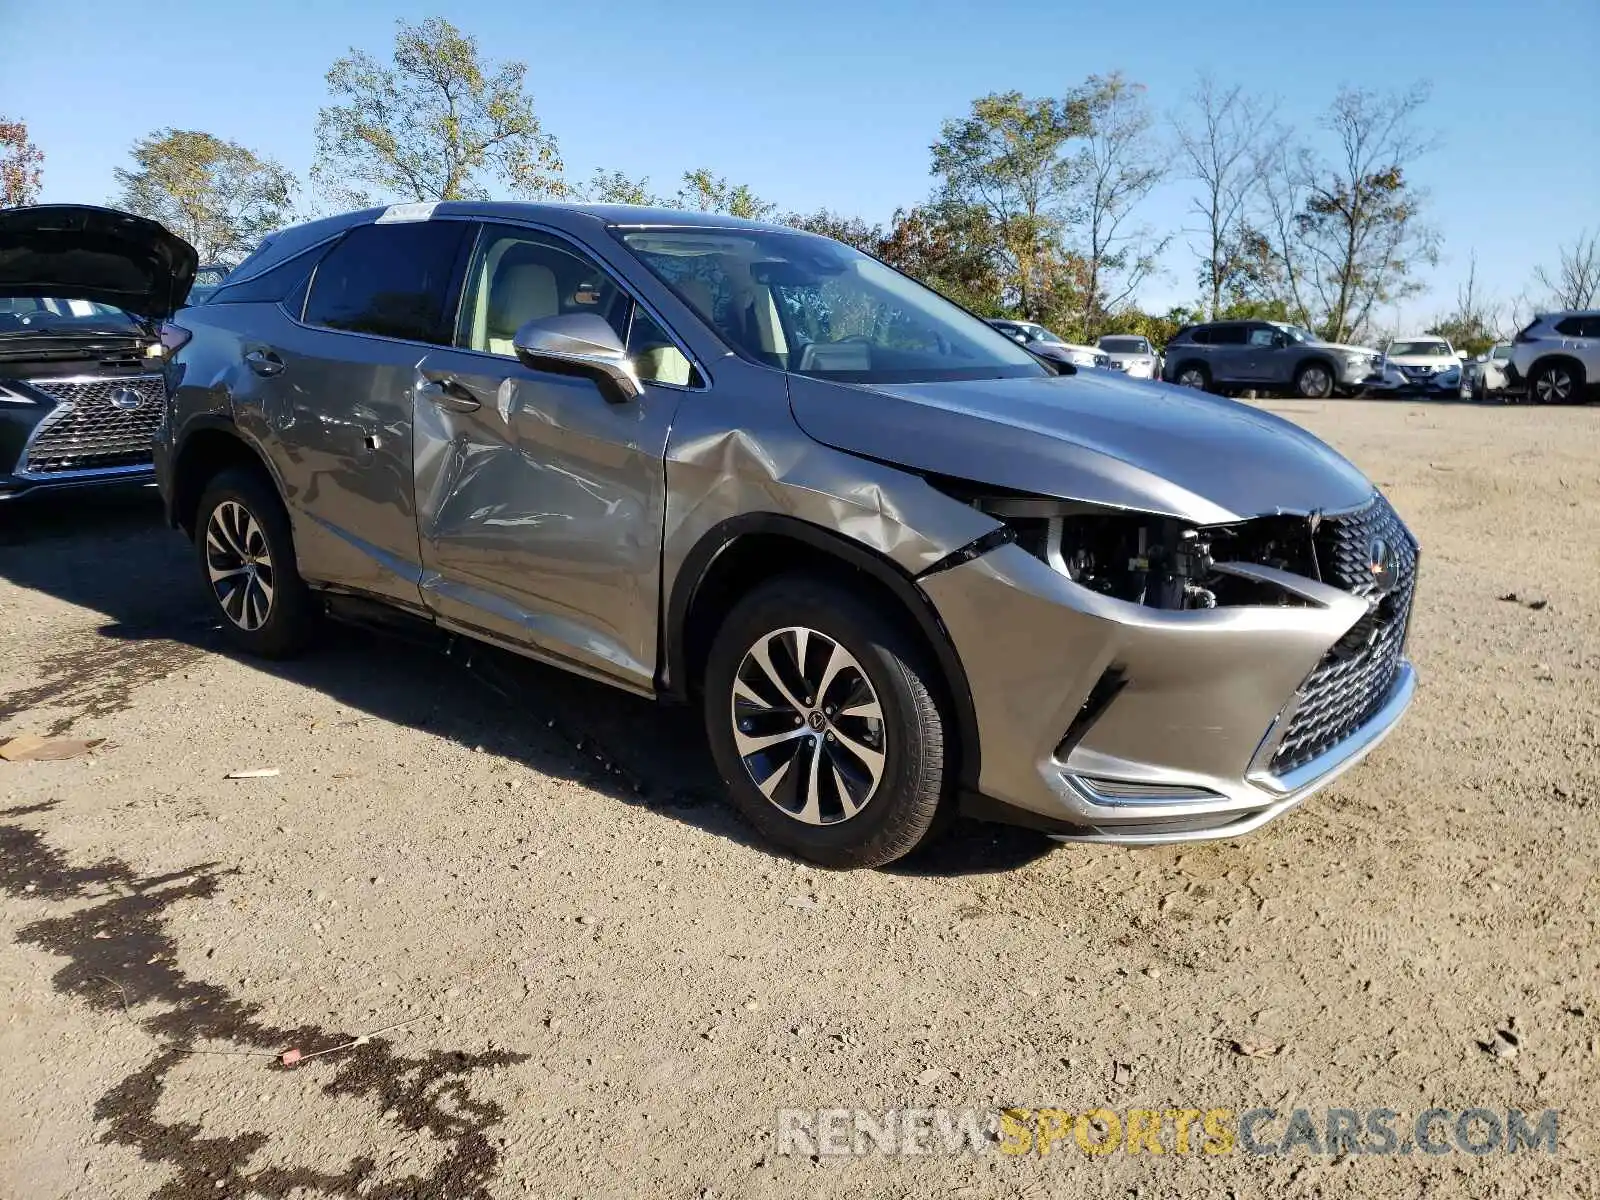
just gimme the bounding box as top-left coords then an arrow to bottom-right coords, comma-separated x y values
156,202 -> 1419,866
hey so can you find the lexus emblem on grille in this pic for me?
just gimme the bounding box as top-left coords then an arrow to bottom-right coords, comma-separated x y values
109,387 -> 144,412
1367,535 -> 1398,595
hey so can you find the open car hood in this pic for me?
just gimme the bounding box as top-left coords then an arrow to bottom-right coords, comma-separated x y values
0,205 -> 198,320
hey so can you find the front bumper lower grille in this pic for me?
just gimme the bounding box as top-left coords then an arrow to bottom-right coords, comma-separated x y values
1269,496 -> 1418,775
18,375 -> 167,477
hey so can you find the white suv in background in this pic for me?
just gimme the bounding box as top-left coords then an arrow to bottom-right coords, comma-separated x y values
1372,335 -> 1463,396
1509,311 -> 1600,404
1096,334 -> 1160,379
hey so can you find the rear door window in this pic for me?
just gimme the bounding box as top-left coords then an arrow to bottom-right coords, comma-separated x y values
303,220 -> 470,344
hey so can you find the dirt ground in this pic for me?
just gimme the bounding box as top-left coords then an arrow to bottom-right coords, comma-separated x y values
0,399 -> 1596,1200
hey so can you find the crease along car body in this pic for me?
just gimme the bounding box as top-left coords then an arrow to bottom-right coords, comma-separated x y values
146,201 -> 1419,867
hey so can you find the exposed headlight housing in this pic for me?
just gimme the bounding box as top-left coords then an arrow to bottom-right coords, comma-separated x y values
932,485 -> 1323,611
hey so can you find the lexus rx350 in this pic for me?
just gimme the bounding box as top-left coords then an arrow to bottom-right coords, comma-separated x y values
155,202 -> 1420,867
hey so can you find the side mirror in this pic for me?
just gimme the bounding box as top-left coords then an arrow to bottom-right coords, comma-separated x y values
1271,332 -> 1290,348
512,313 -> 642,403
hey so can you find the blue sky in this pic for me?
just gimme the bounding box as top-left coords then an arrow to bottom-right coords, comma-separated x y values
5,0 -> 1597,330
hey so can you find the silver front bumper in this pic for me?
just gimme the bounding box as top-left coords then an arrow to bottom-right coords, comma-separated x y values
920,539 -> 1418,846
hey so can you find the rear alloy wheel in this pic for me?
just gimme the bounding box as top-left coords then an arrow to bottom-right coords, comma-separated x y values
194,468 -> 318,658
1529,361 -> 1579,405
1174,364 -> 1209,390
704,577 -> 949,868
1295,362 -> 1335,399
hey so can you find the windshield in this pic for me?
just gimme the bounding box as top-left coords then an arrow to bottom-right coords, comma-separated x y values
616,228 -> 1046,383
1098,336 -> 1149,354
1490,345 -> 1512,360
1388,340 -> 1450,357
0,296 -> 140,333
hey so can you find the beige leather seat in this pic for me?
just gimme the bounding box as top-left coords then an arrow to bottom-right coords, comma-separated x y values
633,278 -> 715,387
485,261 -> 559,356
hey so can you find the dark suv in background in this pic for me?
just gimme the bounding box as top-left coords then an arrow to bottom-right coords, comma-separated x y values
1161,320 -> 1382,399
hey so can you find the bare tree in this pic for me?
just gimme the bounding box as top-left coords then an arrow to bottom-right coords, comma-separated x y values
1067,74 -> 1168,339
1288,85 -> 1440,343
1532,230 -> 1599,310
1172,75 -> 1278,320
1427,254 -> 1503,354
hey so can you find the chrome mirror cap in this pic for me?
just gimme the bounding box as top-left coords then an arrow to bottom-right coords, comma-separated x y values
512,313 -> 643,402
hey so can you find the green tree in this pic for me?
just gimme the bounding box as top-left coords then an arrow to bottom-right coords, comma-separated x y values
1,116 -> 44,208
313,17 -> 562,207
674,169 -> 775,219
782,209 -> 885,255
929,91 -> 1084,318
581,169 -> 658,206
111,129 -> 295,262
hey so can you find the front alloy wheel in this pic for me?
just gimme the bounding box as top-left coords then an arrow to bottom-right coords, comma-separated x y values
703,577 -> 950,868
205,500 -> 275,631
731,627 -> 885,825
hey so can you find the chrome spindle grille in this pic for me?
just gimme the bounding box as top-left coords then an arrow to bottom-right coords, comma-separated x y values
1270,496 -> 1418,775
19,376 -> 166,475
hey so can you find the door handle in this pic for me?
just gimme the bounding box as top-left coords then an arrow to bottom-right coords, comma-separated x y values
418,378 -> 480,413
244,349 -> 285,377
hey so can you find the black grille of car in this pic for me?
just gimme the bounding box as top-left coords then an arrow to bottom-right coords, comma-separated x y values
20,376 -> 167,475
1269,496 -> 1418,775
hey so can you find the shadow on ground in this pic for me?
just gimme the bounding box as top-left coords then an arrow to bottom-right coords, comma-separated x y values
0,488 -> 1053,876
2,799 -> 529,1199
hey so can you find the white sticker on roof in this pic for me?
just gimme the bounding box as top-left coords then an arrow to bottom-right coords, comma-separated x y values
376,202 -> 439,224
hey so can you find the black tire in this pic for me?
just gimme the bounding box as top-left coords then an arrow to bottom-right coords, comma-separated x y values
1172,362 -> 1210,391
1528,359 -> 1584,405
194,467 -> 318,658
1293,360 -> 1336,399
702,576 -> 950,868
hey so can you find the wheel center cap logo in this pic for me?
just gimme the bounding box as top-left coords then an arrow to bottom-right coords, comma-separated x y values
806,711 -> 826,731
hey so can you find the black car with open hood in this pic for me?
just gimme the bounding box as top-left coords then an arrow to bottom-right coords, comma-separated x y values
0,206 -> 199,500
0,204 -> 198,321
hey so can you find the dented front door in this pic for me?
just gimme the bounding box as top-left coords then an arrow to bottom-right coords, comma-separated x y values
411,347 -> 681,693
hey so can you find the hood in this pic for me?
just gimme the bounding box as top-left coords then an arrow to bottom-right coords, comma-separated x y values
0,205 -> 198,320
1314,341 -> 1378,356
786,370 -> 1375,526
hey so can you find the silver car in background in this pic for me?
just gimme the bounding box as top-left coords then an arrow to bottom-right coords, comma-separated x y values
153,202 -> 1419,867
1096,334 -> 1160,379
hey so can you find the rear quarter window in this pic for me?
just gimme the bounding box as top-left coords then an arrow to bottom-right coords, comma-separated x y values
303,221 -> 469,344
